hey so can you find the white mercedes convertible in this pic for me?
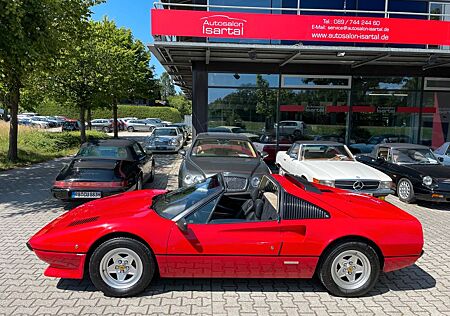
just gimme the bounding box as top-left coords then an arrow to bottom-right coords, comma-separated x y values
276,141 -> 394,198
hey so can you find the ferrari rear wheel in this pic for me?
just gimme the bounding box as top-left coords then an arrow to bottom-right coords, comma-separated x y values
397,178 -> 416,204
319,242 -> 380,297
89,237 -> 155,297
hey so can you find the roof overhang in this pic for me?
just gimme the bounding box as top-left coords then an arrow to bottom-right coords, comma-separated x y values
150,41 -> 450,96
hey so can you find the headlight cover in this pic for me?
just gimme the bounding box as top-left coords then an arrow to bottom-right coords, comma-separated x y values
250,176 -> 261,188
379,181 -> 393,189
170,139 -> 179,145
184,174 -> 205,185
422,176 -> 433,186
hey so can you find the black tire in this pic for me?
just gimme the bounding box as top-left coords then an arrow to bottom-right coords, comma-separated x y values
293,129 -> 302,137
318,241 -> 380,297
397,178 -> 416,204
102,126 -> 110,133
127,126 -> 134,133
89,237 -> 155,297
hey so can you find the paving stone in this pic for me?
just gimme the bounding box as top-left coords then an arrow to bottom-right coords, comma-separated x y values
0,140 -> 449,315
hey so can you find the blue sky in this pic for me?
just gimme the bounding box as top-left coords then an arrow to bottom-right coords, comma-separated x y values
92,0 -> 165,77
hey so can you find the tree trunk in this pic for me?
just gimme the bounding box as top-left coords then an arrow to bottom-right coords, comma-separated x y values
87,107 -> 92,130
79,104 -> 86,143
7,81 -> 20,162
113,101 -> 118,139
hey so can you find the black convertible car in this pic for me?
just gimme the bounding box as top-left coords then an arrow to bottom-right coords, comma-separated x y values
178,133 -> 270,194
357,143 -> 450,203
52,139 -> 155,201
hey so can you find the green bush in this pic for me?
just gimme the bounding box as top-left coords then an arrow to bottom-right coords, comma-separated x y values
36,101 -> 182,123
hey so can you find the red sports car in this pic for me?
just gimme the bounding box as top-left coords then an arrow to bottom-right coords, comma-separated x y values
28,174 -> 423,298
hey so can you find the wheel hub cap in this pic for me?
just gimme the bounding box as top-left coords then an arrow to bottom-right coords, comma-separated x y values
99,248 -> 143,289
331,250 -> 371,290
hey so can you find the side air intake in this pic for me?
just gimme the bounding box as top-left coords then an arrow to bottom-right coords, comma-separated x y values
283,193 -> 330,220
68,216 -> 99,227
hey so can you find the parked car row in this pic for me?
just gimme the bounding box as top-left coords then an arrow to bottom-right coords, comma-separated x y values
29,131 -> 424,299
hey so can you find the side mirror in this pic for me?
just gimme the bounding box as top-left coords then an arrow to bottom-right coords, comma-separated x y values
179,149 -> 186,157
259,151 -> 269,159
176,218 -> 188,232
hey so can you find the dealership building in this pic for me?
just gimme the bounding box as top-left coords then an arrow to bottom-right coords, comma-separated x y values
150,0 -> 450,149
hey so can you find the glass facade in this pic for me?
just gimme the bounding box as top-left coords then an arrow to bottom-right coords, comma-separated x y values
207,73 -> 449,162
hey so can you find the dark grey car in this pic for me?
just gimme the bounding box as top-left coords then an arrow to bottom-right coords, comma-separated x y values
178,133 -> 270,194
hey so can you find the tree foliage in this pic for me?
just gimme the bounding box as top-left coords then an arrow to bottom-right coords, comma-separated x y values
160,72 -> 176,100
167,94 -> 192,117
48,17 -> 158,141
0,0 -> 100,161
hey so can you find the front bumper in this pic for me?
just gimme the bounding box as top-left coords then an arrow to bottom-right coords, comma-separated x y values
415,191 -> 450,202
28,245 -> 86,279
146,144 -> 181,153
362,188 -> 394,198
51,187 -> 130,201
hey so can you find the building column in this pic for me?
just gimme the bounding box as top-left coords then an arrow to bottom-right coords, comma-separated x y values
192,62 -> 208,137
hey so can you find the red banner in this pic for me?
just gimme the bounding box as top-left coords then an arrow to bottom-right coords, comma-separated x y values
152,9 -> 450,46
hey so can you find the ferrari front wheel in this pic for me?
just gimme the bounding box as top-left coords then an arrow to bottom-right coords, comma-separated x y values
89,237 -> 155,297
319,242 -> 380,297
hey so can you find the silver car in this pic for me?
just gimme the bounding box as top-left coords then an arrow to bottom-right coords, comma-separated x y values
90,119 -> 113,133
125,119 -> 156,132
144,127 -> 184,153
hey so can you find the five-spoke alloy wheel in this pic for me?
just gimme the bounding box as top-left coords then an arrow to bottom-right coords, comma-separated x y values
89,237 -> 155,297
319,242 -> 380,297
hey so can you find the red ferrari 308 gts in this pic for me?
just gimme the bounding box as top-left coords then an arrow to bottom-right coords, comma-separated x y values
28,174 -> 424,297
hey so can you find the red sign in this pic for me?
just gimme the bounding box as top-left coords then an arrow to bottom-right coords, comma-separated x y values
152,9 -> 450,46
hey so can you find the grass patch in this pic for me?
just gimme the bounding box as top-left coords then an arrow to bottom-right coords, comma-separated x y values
0,122 -> 108,171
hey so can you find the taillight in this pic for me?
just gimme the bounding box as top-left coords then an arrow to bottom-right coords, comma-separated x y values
53,181 -> 127,188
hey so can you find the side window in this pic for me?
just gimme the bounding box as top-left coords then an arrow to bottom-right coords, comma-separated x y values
287,144 -> 300,159
185,198 -> 218,224
133,143 -> 145,158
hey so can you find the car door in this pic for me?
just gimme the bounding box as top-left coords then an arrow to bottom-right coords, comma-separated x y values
280,143 -> 301,175
165,196 -> 282,278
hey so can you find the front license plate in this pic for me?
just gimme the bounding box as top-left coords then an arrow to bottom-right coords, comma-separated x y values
71,191 -> 102,199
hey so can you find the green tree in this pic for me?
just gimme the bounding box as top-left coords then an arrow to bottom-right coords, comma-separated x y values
255,75 -> 278,130
160,72 -> 176,101
167,94 -> 192,117
0,0 -> 99,161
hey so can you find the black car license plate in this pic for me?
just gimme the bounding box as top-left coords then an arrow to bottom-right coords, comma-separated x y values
71,191 -> 102,199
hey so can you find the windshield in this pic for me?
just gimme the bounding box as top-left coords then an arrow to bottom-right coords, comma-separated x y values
153,128 -> 177,136
192,139 -> 257,158
152,176 -> 223,219
392,148 -> 439,165
77,146 -> 128,159
302,145 -> 353,161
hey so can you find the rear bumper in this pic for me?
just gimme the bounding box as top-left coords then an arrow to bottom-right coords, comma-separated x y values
51,187 -> 130,201
383,251 -> 423,273
32,248 -> 86,279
